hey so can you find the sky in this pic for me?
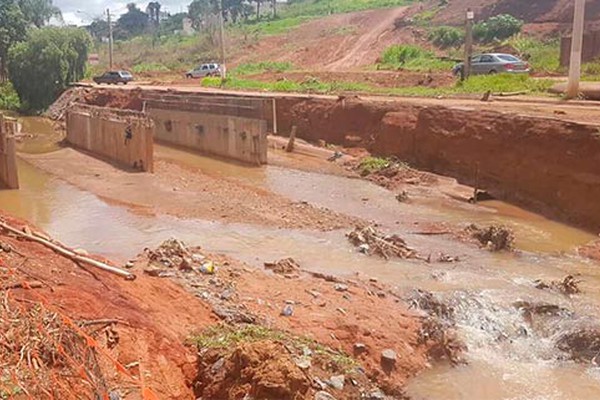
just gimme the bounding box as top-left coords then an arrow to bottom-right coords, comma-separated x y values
55,0 -> 191,25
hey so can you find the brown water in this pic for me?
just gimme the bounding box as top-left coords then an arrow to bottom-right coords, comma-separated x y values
3,115 -> 600,399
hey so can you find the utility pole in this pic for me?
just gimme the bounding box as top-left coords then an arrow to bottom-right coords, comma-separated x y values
219,0 -> 226,80
107,8 -> 114,70
566,0 -> 586,99
463,8 -> 474,81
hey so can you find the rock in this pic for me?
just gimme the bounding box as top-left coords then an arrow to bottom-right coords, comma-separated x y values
328,375 -> 345,390
294,355 -> 311,370
220,289 -> 234,300
353,343 -> 367,355
125,261 -> 135,269
210,357 -> 225,373
281,304 -> 294,317
381,349 -> 397,367
376,291 -> 386,298
334,284 -> 349,292
358,243 -> 370,254
367,389 -> 386,400
314,391 -> 336,400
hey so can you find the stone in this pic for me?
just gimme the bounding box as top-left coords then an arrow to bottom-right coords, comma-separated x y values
367,389 -> 386,400
328,375 -> 345,390
220,289 -> 234,300
381,349 -> 397,367
294,355 -> 311,370
281,304 -> 294,317
314,391 -> 336,400
353,343 -> 367,355
210,357 -> 225,373
334,283 -> 349,292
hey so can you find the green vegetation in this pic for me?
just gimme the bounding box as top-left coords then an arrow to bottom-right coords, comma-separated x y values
379,44 -> 454,71
357,156 -> 391,175
203,72 -> 554,98
191,323 -> 357,371
283,0 -> 415,18
504,34 -> 560,73
428,26 -> 464,49
474,14 -> 524,43
233,61 -> 294,75
8,27 -> 91,111
132,62 -> 171,73
0,83 -> 20,111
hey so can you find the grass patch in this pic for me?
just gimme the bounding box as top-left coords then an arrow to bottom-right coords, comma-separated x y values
282,0 -> 415,18
131,62 -> 171,74
192,324 -> 286,349
203,72 -> 554,97
191,323 -> 358,371
379,44 -> 454,72
233,61 -> 294,75
504,34 -> 560,74
358,156 -> 391,175
0,83 -> 20,111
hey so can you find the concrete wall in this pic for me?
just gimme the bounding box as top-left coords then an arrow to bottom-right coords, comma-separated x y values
66,106 -> 154,172
560,30 -> 600,66
0,115 -> 19,189
145,96 -> 269,164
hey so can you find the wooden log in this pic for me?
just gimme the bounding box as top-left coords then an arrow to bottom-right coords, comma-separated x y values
0,220 -> 136,280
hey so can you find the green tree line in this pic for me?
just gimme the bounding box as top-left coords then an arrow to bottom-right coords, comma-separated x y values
0,0 -> 91,111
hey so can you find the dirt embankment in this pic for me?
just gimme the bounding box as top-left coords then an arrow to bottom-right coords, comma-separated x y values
0,213 -> 438,399
275,96 -> 600,232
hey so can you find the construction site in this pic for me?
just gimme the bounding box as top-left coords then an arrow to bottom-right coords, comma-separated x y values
1,80 -> 600,399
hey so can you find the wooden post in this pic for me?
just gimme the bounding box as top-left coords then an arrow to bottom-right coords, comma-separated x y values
463,9 -> 474,81
0,116 -> 19,189
566,0 -> 586,99
285,125 -> 297,153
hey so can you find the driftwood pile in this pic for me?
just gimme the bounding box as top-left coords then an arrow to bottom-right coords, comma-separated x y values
466,224 -> 514,251
347,226 -> 417,260
535,275 -> 581,295
144,238 -> 207,272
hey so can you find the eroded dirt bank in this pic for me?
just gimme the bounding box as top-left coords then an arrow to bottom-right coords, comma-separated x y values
0,212 -> 437,399
275,96 -> 600,232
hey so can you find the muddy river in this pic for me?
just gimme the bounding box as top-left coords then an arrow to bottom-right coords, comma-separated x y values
2,116 -> 600,399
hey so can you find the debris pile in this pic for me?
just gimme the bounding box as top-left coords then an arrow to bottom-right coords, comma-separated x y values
0,292 -> 112,398
534,275 -> 581,295
556,328 -> 600,364
143,238 -> 213,276
347,226 -> 417,260
264,257 -> 300,276
465,224 -> 514,251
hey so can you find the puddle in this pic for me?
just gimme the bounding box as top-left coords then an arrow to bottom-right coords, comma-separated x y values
4,115 -> 600,399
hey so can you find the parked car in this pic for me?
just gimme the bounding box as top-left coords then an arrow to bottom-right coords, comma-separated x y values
93,71 -> 134,85
186,63 -> 221,78
452,53 -> 530,76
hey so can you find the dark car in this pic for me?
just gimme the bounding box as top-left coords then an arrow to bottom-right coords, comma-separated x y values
452,53 -> 530,77
93,71 -> 134,85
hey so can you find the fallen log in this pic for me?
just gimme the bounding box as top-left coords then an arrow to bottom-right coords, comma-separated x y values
0,220 -> 136,280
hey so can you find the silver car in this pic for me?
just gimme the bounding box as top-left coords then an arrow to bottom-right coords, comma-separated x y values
185,63 -> 221,78
453,53 -> 530,76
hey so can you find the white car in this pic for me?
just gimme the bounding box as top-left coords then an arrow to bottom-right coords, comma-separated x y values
185,63 -> 221,78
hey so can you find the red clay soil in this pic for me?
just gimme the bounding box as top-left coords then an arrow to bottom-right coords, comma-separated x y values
0,212 -> 217,399
0,211 -> 436,399
275,96 -> 600,232
82,87 -> 144,111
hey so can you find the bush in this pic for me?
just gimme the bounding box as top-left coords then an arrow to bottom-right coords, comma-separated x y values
0,82 -> 20,110
8,27 -> 92,111
474,14 -> 523,43
428,26 -> 464,48
233,61 -> 294,75
381,45 -> 431,66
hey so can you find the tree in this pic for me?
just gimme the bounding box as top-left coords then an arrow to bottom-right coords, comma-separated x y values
159,12 -> 186,35
86,18 -> 110,41
115,3 -> 149,39
188,0 -> 248,27
146,1 -> 161,27
0,0 -> 27,81
8,27 -> 92,111
18,0 -> 62,28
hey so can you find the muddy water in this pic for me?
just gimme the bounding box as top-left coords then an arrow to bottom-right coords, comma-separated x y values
3,116 -> 600,399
